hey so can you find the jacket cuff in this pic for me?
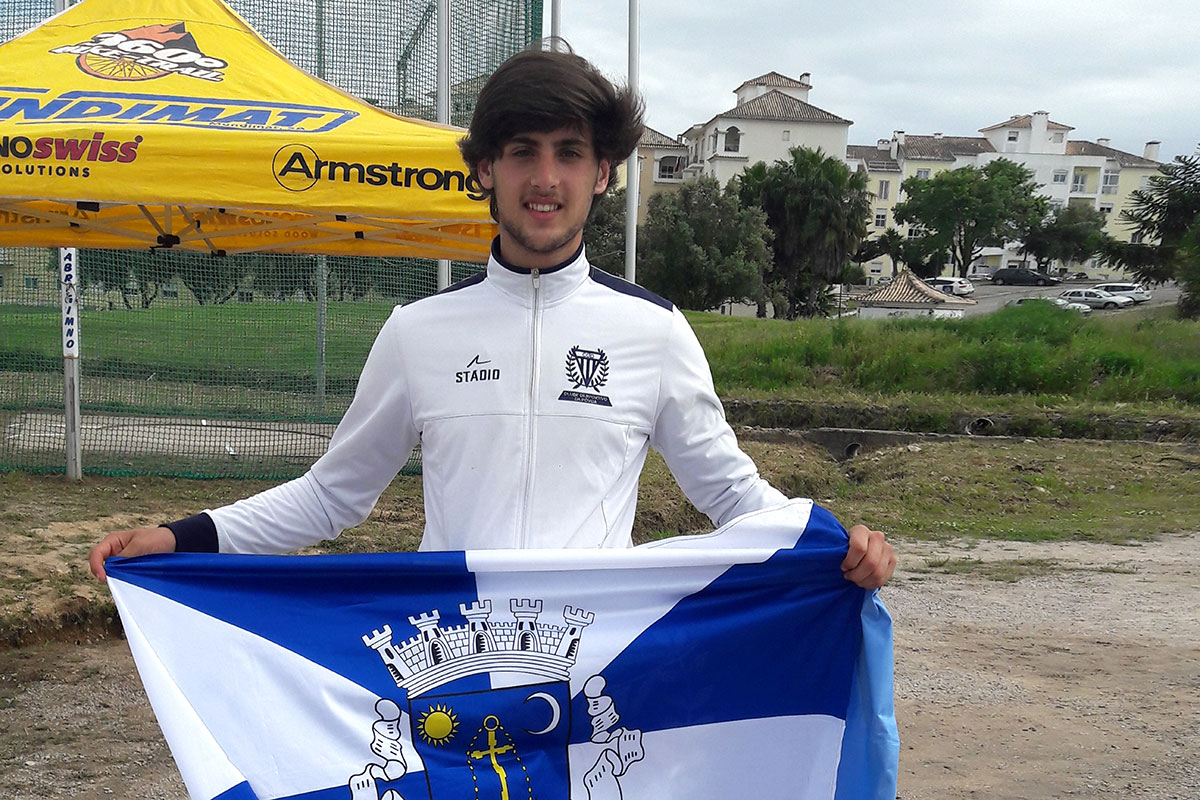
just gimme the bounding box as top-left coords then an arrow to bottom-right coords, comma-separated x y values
164,513 -> 219,553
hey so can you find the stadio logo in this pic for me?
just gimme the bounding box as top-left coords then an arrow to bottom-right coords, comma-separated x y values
0,132 -> 142,163
456,355 -> 500,384
50,23 -> 228,83
273,144 -> 487,200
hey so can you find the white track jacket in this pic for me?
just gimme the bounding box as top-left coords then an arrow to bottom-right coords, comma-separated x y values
188,244 -> 787,553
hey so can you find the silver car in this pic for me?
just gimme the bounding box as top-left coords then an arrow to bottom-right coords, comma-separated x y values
1093,282 -> 1152,303
1058,288 -> 1136,309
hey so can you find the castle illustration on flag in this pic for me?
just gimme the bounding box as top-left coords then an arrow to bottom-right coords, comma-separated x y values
354,598 -> 644,800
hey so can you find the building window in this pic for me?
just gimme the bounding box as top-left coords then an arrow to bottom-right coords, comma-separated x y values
781,130 -> 790,141
1007,130 -> 1019,142
724,126 -> 741,153
1052,170 -> 1068,184
1071,173 -> 1087,193
162,283 -> 179,299
915,168 -> 930,180
877,180 -> 890,200
24,275 -> 38,290
1052,132 -> 1064,143
1131,232 -> 1145,244
1102,172 -> 1120,194
869,262 -> 883,274
710,131 -> 718,151
658,155 -> 684,180
1099,203 -> 1114,215
907,226 -> 925,239
875,209 -> 887,228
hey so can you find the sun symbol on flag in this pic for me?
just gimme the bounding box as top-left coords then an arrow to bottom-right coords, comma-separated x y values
417,703 -> 460,746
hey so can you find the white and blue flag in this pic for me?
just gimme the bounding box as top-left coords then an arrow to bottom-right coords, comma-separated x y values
106,499 -> 898,800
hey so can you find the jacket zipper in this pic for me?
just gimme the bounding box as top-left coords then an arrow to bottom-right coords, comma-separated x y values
519,269 -> 541,547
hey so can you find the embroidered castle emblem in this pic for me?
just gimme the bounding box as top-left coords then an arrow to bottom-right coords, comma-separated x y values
559,346 -> 612,407
355,599 -> 644,800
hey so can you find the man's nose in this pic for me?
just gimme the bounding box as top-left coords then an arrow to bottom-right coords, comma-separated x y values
530,153 -> 558,189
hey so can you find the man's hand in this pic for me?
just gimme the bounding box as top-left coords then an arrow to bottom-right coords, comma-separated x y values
88,526 -> 176,581
841,524 -> 895,590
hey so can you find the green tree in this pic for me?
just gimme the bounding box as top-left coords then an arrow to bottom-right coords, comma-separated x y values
638,177 -> 770,311
582,187 -> 627,276
1020,204 -> 1110,272
894,159 -> 1048,278
79,250 -> 134,309
1107,154 -> 1200,318
737,147 -> 871,318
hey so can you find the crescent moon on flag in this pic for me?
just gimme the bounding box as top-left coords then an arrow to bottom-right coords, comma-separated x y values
523,691 -> 561,735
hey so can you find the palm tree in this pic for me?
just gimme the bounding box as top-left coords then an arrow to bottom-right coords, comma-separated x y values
737,147 -> 871,317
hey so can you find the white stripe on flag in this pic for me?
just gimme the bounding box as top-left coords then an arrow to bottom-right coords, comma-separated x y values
109,579 -> 414,799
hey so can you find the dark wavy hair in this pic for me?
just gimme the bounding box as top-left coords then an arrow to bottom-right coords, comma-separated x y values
459,41 -> 644,214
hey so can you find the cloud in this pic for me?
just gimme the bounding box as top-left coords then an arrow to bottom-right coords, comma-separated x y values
560,0 -> 1200,160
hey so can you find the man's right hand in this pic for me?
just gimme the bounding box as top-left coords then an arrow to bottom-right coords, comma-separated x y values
88,526 -> 177,581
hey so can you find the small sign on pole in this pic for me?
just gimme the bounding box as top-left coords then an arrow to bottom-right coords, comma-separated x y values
60,247 -> 82,479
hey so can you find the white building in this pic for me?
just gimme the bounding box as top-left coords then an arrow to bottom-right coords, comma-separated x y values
679,71 -> 852,188
847,112 -> 1163,279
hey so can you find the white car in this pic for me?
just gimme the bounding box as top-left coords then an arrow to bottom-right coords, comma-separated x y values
1058,288 -> 1136,309
927,277 -> 975,296
1007,296 -> 1092,314
1093,282 -> 1152,303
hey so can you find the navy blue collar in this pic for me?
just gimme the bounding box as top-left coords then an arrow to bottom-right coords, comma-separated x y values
491,236 -> 583,275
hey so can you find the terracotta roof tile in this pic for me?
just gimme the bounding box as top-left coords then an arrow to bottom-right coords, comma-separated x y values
979,114 -> 1073,132
1066,140 -> 1160,168
899,135 -> 995,161
640,126 -> 685,148
738,71 -> 811,89
847,145 -> 901,172
855,270 -> 976,306
717,90 -> 849,125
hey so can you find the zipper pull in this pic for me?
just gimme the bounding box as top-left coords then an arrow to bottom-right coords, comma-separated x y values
532,269 -> 540,291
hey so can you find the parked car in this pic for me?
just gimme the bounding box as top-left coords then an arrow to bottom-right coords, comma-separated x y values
1058,288 -> 1136,309
990,268 -> 1062,286
1006,296 -> 1092,314
927,277 -> 976,296
1093,282 -> 1152,303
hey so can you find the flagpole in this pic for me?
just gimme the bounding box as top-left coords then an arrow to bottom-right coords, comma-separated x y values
623,0 -> 640,283
436,0 -> 451,291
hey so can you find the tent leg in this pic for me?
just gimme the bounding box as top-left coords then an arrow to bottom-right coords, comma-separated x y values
64,358 -> 81,481
316,255 -> 328,412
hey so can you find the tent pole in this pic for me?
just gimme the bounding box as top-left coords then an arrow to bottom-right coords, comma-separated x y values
623,0 -> 640,283
435,0 -> 452,291
59,248 -> 81,480
315,256 -> 328,412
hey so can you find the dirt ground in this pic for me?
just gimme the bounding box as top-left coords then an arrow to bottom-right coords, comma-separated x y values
1,533 -> 1196,800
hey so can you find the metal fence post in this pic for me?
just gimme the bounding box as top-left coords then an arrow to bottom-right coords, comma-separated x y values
59,248 -> 81,480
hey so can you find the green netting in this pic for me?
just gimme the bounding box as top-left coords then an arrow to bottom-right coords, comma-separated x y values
1,0 -> 541,478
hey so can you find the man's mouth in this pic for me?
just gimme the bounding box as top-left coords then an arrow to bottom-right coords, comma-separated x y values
525,201 -> 561,213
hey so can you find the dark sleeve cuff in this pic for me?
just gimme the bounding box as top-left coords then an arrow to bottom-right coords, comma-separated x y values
164,513 -> 219,553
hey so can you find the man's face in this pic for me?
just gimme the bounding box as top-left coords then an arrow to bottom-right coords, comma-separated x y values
477,127 -> 610,270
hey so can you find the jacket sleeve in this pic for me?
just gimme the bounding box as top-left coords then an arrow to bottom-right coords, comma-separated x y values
203,306 -> 420,554
650,308 -> 787,527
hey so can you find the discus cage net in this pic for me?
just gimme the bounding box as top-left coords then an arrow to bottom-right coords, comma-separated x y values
1,0 -> 541,478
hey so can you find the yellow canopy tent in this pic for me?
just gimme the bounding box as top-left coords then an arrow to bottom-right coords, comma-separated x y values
0,0 -> 496,260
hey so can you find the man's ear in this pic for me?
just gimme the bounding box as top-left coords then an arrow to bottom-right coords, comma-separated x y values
477,159 -> 495,190
594,159 -> 611,195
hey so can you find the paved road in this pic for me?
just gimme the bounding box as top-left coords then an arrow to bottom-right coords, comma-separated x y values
960,280 -> 1181,316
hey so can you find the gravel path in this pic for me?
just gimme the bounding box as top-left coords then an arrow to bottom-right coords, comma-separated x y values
2,534 -> 1197,799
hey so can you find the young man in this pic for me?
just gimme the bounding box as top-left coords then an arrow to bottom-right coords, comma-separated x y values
89,46 -> 894,589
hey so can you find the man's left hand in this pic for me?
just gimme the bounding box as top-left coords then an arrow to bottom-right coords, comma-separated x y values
842,524 -> 896,590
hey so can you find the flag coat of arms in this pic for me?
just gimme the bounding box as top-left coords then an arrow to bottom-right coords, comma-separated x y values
105,500 -> 899,800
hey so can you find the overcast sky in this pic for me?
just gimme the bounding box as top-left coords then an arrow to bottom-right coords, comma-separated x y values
556,0 -> 1199,163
